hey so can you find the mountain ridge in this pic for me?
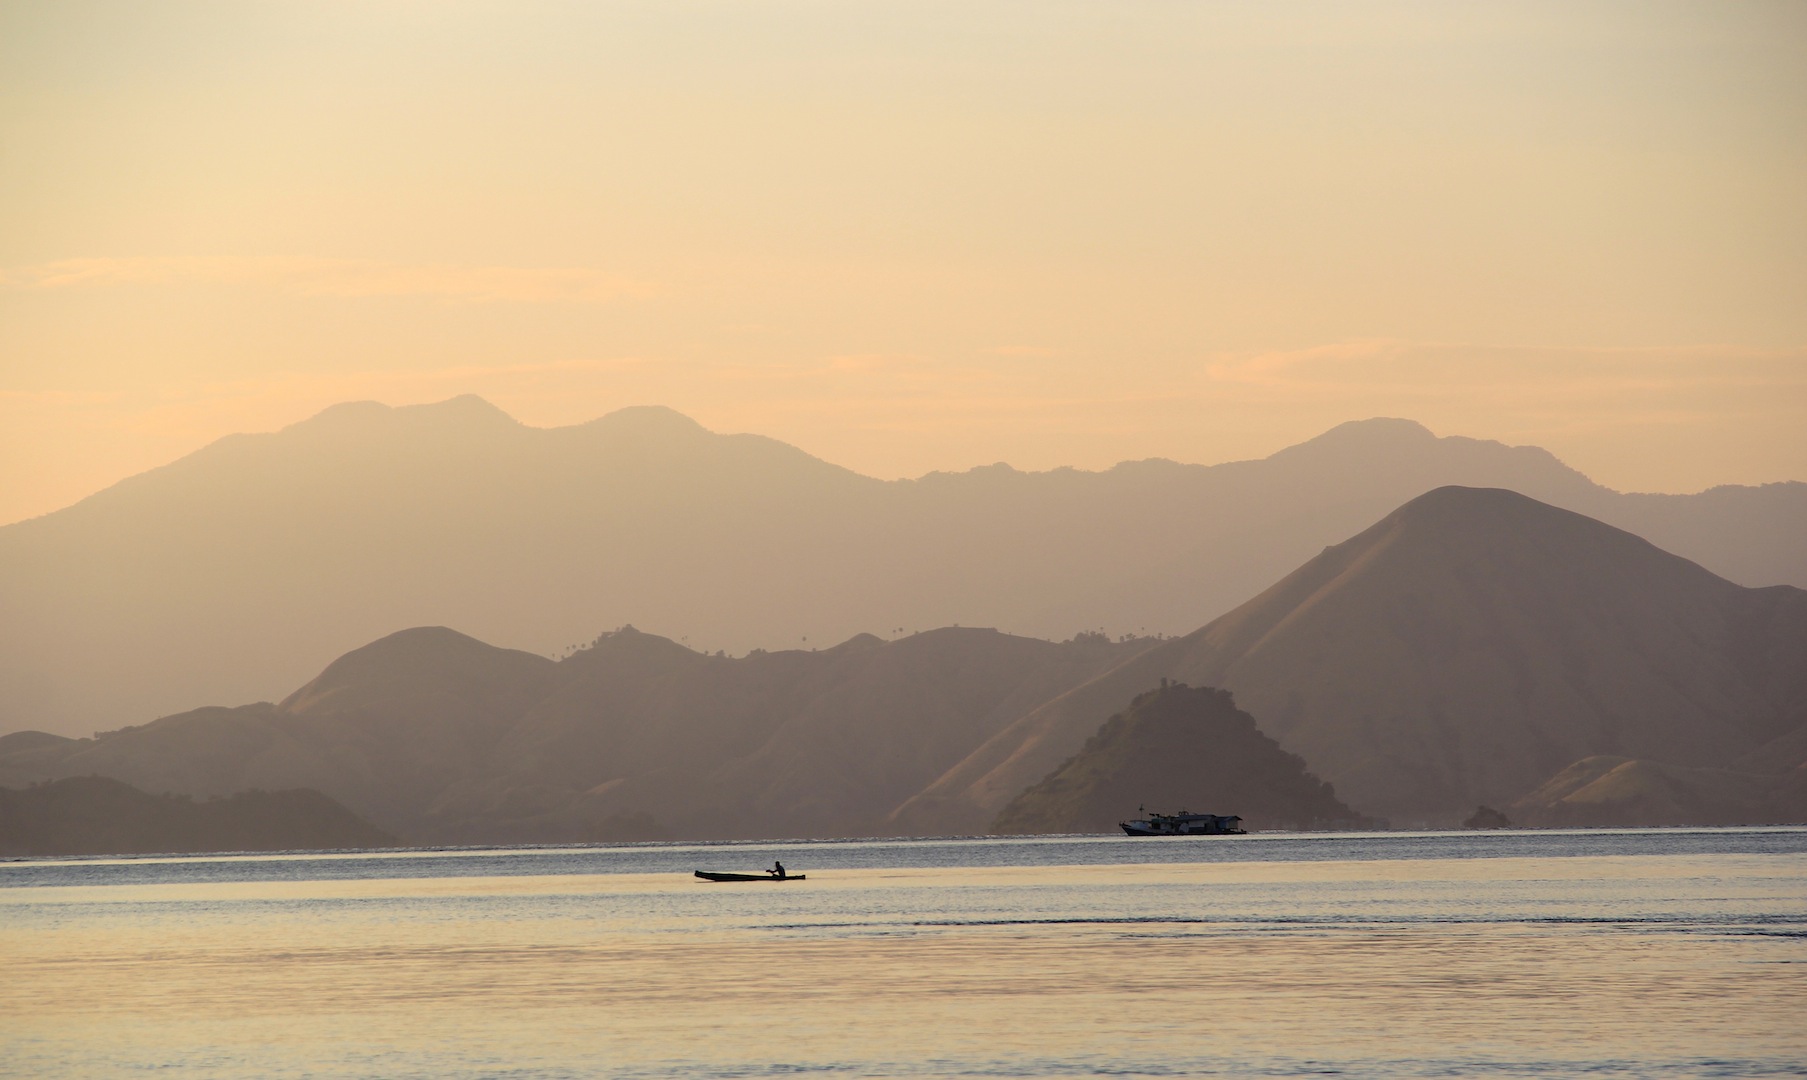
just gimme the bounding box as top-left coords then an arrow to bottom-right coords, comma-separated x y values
0,624 -> 1157,842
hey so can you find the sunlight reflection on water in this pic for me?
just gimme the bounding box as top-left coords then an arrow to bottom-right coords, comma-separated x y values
3,830 -> 1804,1078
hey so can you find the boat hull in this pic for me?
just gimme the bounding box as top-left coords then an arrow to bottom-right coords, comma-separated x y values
1120,823 -> 1245,836
1119,811 -> 1246,836
694,871 -> 807,882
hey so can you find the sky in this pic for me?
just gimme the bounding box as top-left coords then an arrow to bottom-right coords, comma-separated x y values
2,0 -> 1804,525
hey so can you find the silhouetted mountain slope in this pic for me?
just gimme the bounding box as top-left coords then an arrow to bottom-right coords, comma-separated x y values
0,730 -> 74,755
1507,756 -> 1807,827
1737,721 -> 1807,777
0,625 -> 1153,842
3,399 -> 1800,735
896,487 -> 1807,830
0,776 -> 396,856
991,683 -> 1366,834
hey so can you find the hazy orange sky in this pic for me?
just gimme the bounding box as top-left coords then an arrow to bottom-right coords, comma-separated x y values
3,1 -> 1804,525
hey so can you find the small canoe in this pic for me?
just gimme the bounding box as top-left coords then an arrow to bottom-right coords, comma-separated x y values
694,870 -> 807,882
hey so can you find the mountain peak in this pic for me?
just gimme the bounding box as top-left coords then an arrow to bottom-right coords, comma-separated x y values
280,626 -> 553,715
582,405 -> 710,437
407,394 -> 519,423
1277,417 -> 1437,456
288,395 -> 522,436
1327,416 -> 1436,440
1379,485 -> 1652,554
1393,483 -> 1548,519
1255,420 -> 1604,504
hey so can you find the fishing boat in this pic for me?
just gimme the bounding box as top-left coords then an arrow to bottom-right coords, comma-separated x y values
1119,809 -> 1244,836
694,870 -> 807,882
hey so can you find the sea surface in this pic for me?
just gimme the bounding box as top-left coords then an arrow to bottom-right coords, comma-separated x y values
3,829 -> 1804,1078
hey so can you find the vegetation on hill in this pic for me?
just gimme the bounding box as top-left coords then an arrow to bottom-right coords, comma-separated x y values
0,775 -> 396,856
991,683 -> 1368,834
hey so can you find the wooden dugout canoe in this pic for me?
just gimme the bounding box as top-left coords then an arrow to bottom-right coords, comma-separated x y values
694,870 -> 807,882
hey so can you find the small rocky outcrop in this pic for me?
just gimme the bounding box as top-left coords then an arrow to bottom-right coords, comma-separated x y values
1463,805 -> 1512,829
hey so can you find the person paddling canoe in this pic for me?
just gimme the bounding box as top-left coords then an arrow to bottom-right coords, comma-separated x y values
770,860 -> 786,880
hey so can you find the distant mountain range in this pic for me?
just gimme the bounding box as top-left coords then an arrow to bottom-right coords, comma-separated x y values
3,396 -> 1802,736
0,775 -> 394,856
3,485 -> 1801,839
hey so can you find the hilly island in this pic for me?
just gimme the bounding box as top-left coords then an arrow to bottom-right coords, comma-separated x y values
4,474 -> 1803,849
991,683 -> 1368,834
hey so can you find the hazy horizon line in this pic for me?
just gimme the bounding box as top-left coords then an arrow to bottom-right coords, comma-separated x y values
12,393 -> 1807,531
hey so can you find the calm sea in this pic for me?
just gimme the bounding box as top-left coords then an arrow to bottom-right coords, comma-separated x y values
3,829 -> 1804,1078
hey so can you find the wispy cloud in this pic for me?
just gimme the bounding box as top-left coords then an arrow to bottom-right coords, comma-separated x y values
0,257 -> 656,303
981,345 -> 1058,358
1207,340 -> 1806,386
1202,340 -> 1807,418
